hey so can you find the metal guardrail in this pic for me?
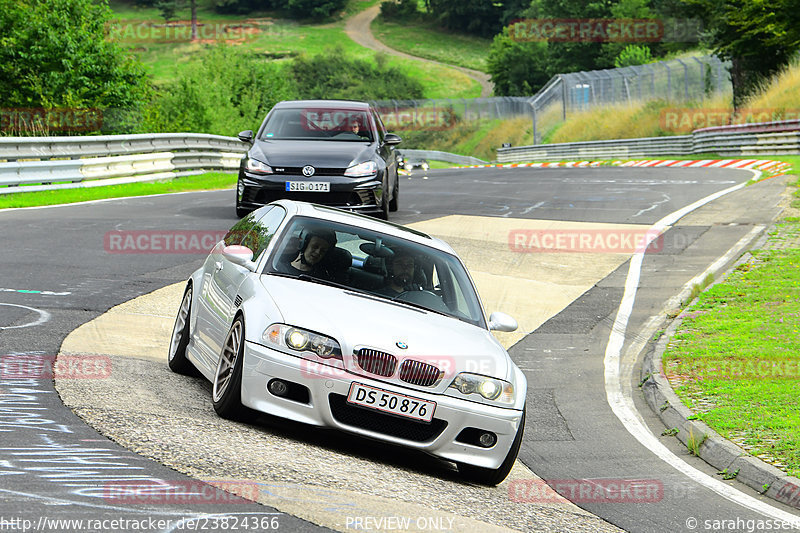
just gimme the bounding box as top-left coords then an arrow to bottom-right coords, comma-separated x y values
398,149 -> 487,166
497,119 -> 800,162
0,133 -> 247,194
0,133 -> 485,194
0,133 -> 245,161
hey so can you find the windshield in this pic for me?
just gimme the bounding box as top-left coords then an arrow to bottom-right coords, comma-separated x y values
265,216 -> 486,328
260,107 -> 374,142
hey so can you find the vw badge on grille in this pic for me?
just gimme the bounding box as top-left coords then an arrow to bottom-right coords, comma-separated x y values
302,165 -> 316,177
396,341 -> 408,350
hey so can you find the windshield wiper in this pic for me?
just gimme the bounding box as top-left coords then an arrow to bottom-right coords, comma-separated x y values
388,295 -> 451,318
295,274 -> 354,291
268,271 -> 363,292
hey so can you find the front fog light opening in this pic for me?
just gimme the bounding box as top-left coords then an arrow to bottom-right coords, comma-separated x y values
267,379 -> 310,404
455,427 -> 498,449
478,432 -> 497,448
268,379 -> 289,397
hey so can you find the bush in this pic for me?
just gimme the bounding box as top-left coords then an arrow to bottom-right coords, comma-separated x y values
0,0 -> 150,134
290,50 -> 424,100
142,45 -> 295,135
285,0 -> 347,18
614,45 -> 653,68
379,0 -> 419,19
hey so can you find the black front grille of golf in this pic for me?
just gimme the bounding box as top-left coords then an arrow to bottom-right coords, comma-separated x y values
398,360 -> 442,387
356,348 -> 397,377
328,394 -> 447,442
273,167 -> 347,177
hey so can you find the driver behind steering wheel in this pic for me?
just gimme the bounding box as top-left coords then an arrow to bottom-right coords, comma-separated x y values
376,250 -> 421,297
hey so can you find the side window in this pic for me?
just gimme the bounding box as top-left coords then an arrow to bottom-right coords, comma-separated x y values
224,212 -> 259,246
371,109 -> 386,142
242,206 -> 286,260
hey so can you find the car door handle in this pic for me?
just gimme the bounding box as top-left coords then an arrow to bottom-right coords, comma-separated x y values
214,261 -> 223,272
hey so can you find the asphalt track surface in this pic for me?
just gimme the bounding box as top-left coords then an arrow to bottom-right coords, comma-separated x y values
1,166 -> 799,532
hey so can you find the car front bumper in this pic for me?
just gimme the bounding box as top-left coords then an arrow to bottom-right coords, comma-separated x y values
241,341 -> 524,469
237,171 -> 383,213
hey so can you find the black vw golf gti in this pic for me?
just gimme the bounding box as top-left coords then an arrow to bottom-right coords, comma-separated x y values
236,100 -> 402,219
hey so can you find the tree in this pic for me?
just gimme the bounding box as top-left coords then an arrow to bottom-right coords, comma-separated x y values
680,0 -> 800,105
425,0 -> 504,37
144,45 -> 295,135
487,28 -> 551,96
0,0 -> 150,131
156,0 -> 198,40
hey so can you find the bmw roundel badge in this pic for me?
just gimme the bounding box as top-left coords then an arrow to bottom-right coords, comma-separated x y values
396,341 -> 408,350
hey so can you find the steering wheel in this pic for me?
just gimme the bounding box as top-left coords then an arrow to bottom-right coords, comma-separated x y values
395,290 -> 450,314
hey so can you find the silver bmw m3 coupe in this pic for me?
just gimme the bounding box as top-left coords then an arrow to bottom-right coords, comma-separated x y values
168,200 -> 526,485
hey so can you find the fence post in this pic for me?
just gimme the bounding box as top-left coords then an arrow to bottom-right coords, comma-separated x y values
667,64 -> 672,99
676,58 -> 689,101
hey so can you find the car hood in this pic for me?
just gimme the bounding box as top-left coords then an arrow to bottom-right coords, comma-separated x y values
260,275 -> 510,387
251,140 -> 373,168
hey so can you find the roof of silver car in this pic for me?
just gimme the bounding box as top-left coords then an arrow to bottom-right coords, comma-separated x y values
271,200 -> 456,254
272,100 -> 371,110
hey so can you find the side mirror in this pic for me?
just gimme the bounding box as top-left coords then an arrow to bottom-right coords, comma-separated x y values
488,312 -> 518,332
223,245 -> 256,271
383,133 -> 402,146
238,130 -> 254,143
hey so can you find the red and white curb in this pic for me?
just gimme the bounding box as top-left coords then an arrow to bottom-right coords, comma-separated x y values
458,159 -> 793,178
617,158 -> 792,177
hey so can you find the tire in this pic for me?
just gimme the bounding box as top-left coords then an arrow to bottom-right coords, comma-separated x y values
389,174 -> 399,212
235,194 -> 251,218
458,406 -> 526,486
212,316 -> 246,419
235,181 -> 250,218
168,285 -> 195,375
377,180 -> 390,220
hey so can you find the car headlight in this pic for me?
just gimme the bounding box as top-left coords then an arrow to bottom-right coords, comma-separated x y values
245,158 -> 273,174
344,160 -> 378,177
448,373 -> 515,405
263,324 -> 342,359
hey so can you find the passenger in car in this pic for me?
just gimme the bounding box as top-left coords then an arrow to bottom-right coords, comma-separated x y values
376,251 -> 421,296
278,229 -> 337,278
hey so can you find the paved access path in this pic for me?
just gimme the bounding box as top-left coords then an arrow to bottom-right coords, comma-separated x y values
344,5 -> 494,97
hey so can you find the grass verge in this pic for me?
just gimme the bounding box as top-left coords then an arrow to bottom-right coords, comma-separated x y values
0,172 -> 236,209
661,160 -> 800,478
109,0 -> 479,99
371,16 -> 490,72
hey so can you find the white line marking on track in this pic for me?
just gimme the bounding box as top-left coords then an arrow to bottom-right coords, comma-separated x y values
604,170 -> 800,521
0,303 -> 51,330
